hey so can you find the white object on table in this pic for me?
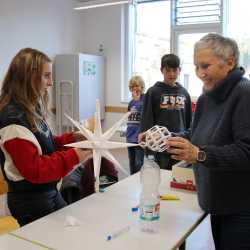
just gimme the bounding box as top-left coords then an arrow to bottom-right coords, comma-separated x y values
106,225 -> 131,241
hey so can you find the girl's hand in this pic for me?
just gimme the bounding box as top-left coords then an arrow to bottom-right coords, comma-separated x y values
74,149 -> 92,163
166,137 -> 199,164
73,131 -> 86,142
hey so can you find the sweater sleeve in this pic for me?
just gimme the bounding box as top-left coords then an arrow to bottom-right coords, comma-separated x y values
204,136 -> 250,171
140,89 -> 154,132
53,132 -> 75,150
4,138 -> 79,184
203,88 -> 250,171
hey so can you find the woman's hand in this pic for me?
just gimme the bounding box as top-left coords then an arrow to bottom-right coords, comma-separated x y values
166,137 -> 199,164
73,131 -> 86,142
74,148 -> 92,163
138,132 -> 146,144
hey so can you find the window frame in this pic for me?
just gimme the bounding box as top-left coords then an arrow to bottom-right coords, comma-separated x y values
123,0 -> 224,102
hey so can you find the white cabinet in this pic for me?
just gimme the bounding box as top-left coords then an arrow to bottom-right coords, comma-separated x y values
55,54 -> 105,133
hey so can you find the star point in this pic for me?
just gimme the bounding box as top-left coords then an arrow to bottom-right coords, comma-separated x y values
65,99 -> 138,191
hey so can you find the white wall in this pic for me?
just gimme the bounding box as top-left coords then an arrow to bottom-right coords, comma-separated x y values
0,0 -> 84,78
0,0 -> 127,133
76,5 -> 128,131
0,0 -> 84,113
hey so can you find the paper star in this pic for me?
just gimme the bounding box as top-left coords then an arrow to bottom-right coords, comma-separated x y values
65,100 -> 138,191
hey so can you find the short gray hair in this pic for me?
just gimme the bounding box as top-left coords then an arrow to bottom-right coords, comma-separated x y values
194,33 -> 239,66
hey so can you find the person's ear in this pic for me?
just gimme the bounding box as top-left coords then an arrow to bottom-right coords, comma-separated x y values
227,57 -> 236,70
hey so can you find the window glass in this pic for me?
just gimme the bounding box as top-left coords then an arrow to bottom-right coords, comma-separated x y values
175,0 -> 221,25
227,0 -> 250,76
134,1 -> 171,90
178,33 -> 206,97
129,0 -> 221,100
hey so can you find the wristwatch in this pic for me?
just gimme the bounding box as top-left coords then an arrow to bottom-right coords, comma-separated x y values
197,148 -> 206,163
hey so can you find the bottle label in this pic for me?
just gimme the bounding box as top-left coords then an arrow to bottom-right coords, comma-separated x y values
140,203 -> 160,221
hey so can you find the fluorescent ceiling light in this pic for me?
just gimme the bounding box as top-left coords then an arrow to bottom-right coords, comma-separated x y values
74,0 -> 134,10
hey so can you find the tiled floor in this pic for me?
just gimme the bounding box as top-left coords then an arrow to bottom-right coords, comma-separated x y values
111,148 -> 215,250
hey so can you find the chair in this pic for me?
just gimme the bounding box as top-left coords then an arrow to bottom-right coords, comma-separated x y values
0,169 -> 8,195
0,168 -> 19,235
0,216 -> 19,235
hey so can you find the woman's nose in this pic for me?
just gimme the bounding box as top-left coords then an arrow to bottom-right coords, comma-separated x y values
48,78 -> 53,86
196,69 -> 205,78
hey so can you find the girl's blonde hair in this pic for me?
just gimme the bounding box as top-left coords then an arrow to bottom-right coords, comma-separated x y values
129,75 -> 145,93
0,48 -> 52,131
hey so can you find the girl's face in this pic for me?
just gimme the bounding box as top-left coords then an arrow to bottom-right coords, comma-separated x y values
38,62 -> 53,94
131,84 -> 143,100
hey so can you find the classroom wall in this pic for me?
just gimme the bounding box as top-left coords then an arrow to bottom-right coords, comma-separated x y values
0,0 -> 86,76
76,5 -> 127,132
0,0 -> 126,134
0,0 -> 83,113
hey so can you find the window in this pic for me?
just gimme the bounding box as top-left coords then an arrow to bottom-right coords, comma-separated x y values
226,0 -> 250,77
178,33 -> 207,97
125,0 -> 223,101
175,0 -> 221,25
173,0 -> 222,98
133,0 -> 171,90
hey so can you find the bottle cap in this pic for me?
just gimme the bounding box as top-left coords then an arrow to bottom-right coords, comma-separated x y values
131,207 -> 139,212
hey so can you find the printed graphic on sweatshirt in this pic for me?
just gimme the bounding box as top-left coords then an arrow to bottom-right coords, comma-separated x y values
128,106 -> 141,124
160,94 -> 186,109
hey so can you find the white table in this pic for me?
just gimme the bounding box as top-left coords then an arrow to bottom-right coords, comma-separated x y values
8,170 -> 205,250
0,233 -> 46,250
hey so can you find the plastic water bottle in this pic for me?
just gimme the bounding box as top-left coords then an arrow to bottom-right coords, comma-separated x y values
139,155 -> 161,233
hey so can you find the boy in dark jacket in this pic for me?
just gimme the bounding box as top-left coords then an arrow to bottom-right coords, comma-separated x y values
140,54 -> 192,170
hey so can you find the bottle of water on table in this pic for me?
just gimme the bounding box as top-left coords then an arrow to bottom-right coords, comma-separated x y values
139,155 -> 161,233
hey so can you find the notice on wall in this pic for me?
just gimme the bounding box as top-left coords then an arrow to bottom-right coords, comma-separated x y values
83,61 -> 96,76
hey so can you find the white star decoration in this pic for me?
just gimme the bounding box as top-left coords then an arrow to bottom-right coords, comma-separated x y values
65,100 -> 138,191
